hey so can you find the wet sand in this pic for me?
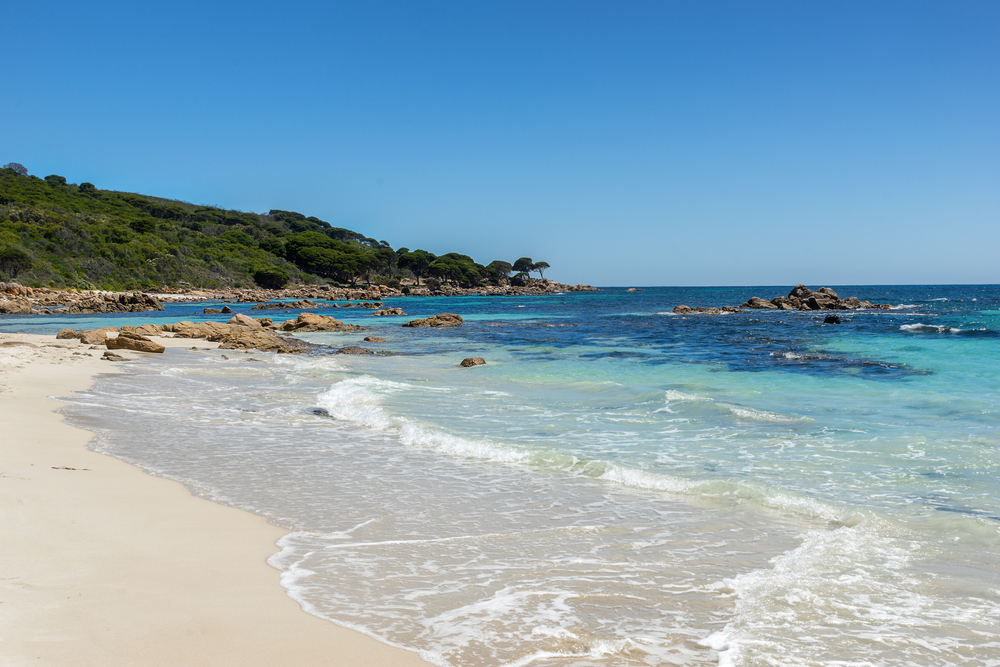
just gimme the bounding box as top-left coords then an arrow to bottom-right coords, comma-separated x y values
0,332 -> 429,666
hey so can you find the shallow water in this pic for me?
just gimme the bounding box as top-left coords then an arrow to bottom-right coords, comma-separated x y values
19,284 -> 1000,665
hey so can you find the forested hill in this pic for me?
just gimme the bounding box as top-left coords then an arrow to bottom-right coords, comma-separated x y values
0,164 -> 549,291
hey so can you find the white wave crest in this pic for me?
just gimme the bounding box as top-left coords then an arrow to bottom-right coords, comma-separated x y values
316,376 -> 528,464
900,323 -> 963,334
726,405 -> 801,422
700,517 -> 1000,667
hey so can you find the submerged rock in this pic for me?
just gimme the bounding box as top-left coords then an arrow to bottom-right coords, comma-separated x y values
460,357 -> 486,367
337,346 -> 374,355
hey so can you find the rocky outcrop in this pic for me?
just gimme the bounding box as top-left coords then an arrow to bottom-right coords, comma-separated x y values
206,330 -> 311,353
251,299 -> 327,311
403,313 -> 463,328
101,351 -> 127,362
0,289 -> 164,315
277,312 -> 364,333
0,298 -> 33,314
55,326 -> 120,345
152,279 -> 597,305
363,336 -> 386,343
106,328 -> 166,353
227,313 -> 263,329
460,357 -> 486,367
742,297 -> 779,310
371,307 -> 406,316
741,285 -> 890,311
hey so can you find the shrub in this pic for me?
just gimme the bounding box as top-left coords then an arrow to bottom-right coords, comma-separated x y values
0,246 -> 32,278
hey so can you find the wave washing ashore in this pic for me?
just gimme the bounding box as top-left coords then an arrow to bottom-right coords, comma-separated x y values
5,284 -> 999,666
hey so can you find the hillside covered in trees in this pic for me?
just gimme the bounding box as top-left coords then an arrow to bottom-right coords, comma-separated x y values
0,163 -> 551,291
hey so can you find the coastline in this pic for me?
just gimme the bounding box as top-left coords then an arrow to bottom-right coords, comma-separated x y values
0,333 -> 429,666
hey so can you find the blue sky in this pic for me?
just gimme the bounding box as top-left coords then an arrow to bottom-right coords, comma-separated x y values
3,1 -> 997,286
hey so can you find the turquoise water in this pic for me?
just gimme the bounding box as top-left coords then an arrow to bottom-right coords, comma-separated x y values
10,285 -> 999,665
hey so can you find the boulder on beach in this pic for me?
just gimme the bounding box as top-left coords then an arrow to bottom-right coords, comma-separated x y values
403,313 -> 463,328
227,313 -> 262,330
106,330 -> 165,354
279,312 -> 363,332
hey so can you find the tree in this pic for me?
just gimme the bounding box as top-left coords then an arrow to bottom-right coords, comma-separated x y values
3,162 -> 28,176
78,182 -> 96,194
486,260 -> 512,284
513,257 -> 534,274
253,267 -> 289,289
0,246 -> 32,279
44,174 -> 67,186
398,249 -> 436,285
533,261 -> 550,279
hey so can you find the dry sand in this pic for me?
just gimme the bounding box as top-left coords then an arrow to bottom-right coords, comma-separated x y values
0,332 -> 430,666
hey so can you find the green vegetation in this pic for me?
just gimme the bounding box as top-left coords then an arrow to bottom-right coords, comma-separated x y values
0,164 -> 549,290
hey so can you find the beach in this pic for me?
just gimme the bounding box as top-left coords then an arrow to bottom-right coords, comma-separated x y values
2,285 -> 999,665
0,332 -> 428,666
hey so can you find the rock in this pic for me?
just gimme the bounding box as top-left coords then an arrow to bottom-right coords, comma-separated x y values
721,306 -> 742,313
460,357 -> 486,367
204,308 -> 223,314
228,313 -> 262,329
741,297 -> 779,309
817,287 -> 839,300
207,330 -> 308,353
106,330 -> 166,353
363,336 -> 386,343
0,299 -> 33,315
221,306 -> 233,314
824,314 -> 842,324
56,329 -> 78,340
672,305 -> 694,314
251,299 -> 325,310
284,312 -> 363,332
371,308 -> 406,316
403,313 -> 464,328
101,351 -> 127,362
337,346 -> 374,355
132,323 -> 163,337
78,327 -> 119,345
695,307 -> 721,314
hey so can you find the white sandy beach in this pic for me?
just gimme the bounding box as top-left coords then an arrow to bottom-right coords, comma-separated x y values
0,332 -> 429,666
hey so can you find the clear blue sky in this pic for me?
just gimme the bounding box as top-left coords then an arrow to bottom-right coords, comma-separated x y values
4,1 -> 997,286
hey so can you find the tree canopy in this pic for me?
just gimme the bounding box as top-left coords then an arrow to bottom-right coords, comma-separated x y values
0,164 -> 553,290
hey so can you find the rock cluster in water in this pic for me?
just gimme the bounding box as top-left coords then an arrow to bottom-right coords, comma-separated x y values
402,313 -> 463,328
741,285 -> 891,311
672,285 -> 892,314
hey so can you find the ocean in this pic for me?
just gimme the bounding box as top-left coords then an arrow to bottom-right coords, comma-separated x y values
8,285 -> 999,666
